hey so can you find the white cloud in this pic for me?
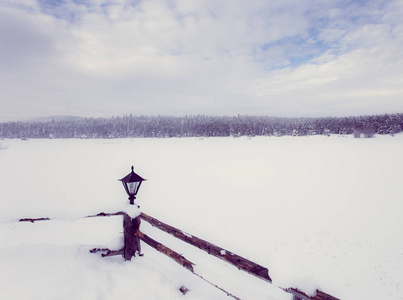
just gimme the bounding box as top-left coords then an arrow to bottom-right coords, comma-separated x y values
0,0 -> 402,121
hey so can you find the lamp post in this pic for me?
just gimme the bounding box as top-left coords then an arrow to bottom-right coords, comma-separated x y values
118,165 -> 146,260
119,166 -> 146,205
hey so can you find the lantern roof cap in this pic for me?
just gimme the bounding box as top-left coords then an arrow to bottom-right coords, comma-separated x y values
119,166 -> 146,183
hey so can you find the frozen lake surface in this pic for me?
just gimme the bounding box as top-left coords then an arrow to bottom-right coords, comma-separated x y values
0,135 -> 402,299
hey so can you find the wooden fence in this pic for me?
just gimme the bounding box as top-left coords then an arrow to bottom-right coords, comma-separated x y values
20,212 -> 340,300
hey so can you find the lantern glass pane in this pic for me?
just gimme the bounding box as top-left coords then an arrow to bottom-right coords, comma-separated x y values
128,182 -> 139,195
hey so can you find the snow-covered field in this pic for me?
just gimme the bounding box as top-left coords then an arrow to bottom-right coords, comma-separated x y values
0,135 -> 402,300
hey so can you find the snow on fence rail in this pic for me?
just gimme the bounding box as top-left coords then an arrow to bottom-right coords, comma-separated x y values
19,212 -> 340,300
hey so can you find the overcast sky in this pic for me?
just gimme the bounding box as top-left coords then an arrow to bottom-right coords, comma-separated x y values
1,0 -> 403,122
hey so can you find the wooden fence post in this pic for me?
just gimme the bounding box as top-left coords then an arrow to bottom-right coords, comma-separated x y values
123,214 -> 141,260
87,212 -> 141,260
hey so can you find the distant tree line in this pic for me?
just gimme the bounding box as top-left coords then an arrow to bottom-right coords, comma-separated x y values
1,114 -> 402,139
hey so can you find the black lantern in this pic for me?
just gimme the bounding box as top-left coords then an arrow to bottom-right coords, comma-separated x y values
119,166 -> 146,205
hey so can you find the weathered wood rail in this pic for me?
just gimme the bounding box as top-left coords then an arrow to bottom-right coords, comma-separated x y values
139,212 -> 272,282
19,217 -> 50,222
285,288 -> 339,300
135,229 -> 241,300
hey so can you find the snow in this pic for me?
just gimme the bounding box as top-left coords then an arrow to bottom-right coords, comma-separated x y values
1,135 -> 403,299
123,202 -> 142,219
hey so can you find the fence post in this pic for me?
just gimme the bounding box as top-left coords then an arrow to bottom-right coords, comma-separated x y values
123,214 -> 141,260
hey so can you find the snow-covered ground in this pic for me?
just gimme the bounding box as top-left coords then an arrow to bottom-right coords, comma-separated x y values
0,135 -> 402,299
